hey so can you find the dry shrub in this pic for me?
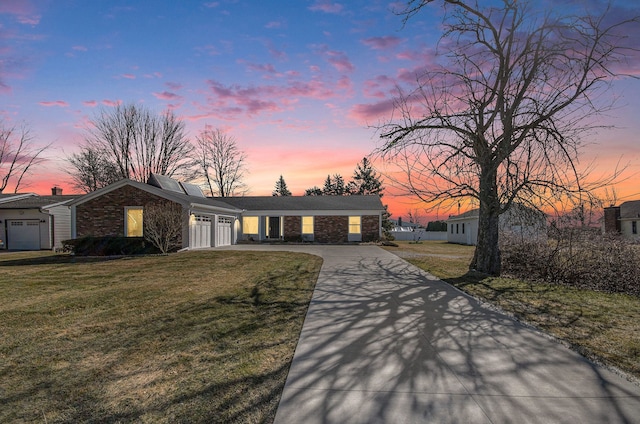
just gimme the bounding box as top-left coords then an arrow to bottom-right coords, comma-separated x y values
501,229 -> 640,296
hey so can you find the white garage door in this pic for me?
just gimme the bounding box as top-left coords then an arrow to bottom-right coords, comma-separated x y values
190,215 -> 212,248
216,217 -> 233,247
7,220 -> 41,250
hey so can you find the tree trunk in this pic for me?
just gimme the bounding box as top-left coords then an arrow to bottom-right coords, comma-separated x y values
470,167 -> 501,275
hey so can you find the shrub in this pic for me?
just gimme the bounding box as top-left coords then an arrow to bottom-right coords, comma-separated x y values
501,230 -> 640,296
63,236 -> 160,256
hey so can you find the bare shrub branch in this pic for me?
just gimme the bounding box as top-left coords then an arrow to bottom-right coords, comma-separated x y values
143,202 -> 183,254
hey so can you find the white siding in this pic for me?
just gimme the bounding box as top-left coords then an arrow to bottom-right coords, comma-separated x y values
45,205 -> 72,249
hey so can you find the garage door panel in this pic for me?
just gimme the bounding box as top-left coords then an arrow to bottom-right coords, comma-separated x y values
191,215 -> 212,248
7,220 -> 41,250
217,217 -> 232,247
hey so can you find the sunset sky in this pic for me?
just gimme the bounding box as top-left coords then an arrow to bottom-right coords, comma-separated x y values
1,0 -> 639,221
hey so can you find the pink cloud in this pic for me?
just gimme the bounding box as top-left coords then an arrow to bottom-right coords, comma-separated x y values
72,45 -> 88,52
396,50 -> 419,61
308,1 -> 344,14
82,100 -> 98,107
166,81 -> 183,90
361,36 -> 403,50
121,73 -> 136,79
363,75 -> 396,99
315,45 -> 354,73
39,100 -> 69,107
348,99 -> 396,124
0,0 -> 41,25
102,99 -> 122,107
243,61 -> 277,74
201,76 -> 347,119
152,91 -> 182,100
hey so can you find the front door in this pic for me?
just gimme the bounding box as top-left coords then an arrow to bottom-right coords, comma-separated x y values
268,216 -> 280,239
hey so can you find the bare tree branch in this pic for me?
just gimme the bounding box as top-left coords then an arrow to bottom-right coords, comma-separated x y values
0,122 -> 50,193
377,0 -> 638,275
194,128 -> 248,197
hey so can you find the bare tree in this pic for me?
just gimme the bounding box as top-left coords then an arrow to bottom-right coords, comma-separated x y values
74,103 -> 195,185
194,128 -> 247,197
143,202 -> 183,253
66,146 -> 120,193
378,0 -> 637,275
0,122 -> 49,193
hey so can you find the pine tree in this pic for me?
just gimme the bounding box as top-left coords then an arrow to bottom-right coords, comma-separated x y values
350,157 -> 383,196
272,175 -> 291,196
322,174 -> 346,195
304,186 -> 323,196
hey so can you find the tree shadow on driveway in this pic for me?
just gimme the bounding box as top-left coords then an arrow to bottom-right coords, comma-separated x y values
273,246 -> 640,424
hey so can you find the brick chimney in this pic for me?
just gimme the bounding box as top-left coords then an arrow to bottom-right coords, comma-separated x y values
51,186 -> 63,195
603,206 -> 620,234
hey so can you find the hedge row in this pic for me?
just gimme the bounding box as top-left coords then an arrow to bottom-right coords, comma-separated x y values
501,231 -> 640,296
62,236 -> 161,256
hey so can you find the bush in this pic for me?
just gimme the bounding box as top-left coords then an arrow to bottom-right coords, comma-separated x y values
62,236 -> 160,256
501,230 -> 640,296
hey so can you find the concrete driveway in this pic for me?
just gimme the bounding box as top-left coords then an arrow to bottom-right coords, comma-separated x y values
226,245 -> 640,423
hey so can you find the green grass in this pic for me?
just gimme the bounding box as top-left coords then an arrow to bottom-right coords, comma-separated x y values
0,250 -> 322,423
384,241 -> 640,380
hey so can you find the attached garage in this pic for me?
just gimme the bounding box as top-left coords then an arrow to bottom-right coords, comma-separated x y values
7,219 -> 41,250
190,215 -> 212,248
216,216 -> 233,247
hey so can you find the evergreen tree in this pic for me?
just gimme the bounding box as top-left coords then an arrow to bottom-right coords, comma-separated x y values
350,157 -> 383,196
272,175 -> 292,196
323,174 -> 346,195
304,186 -> 323,196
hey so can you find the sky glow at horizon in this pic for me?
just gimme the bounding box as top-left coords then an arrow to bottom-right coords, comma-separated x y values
1,0 -> 639,222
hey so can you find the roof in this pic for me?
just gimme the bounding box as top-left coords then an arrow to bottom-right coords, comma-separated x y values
220,195 -> 385,212
447,209 -> 480,221
0,194 -> 77,209
620,200 -> 640,219
68,179 -> 242,213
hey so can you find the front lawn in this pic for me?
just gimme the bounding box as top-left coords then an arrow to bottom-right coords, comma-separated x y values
0,250 -> 322,423
384,241 -> 640,380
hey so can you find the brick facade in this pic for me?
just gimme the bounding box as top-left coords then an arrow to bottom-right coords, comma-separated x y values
314,216 -> 348,243
283,216 -> 301,241
75,185 -> 181,237
362,215 -> 380,242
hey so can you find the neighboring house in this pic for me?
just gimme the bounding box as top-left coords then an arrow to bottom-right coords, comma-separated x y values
446,204 -> 547,245
222,195 -> 384,243
0,188 -> 77,250
603,200 -> 640,241
68,175 -> 386,249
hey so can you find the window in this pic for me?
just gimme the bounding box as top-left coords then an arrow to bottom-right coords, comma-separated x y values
126,207 -> 143,237
349,216 -> 361,234
462,223 -> 465,234
302,216 -> 314,234
243,216 -> 259,234
451,224 -> 454,234
633,221 -> 637,235
456,223 -> 459,234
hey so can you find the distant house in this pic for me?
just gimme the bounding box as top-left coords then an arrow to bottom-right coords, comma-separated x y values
68,175 -> 386,249
0,187 -> 77,250
446,204 -> 547,245
603,200 -> 640,241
